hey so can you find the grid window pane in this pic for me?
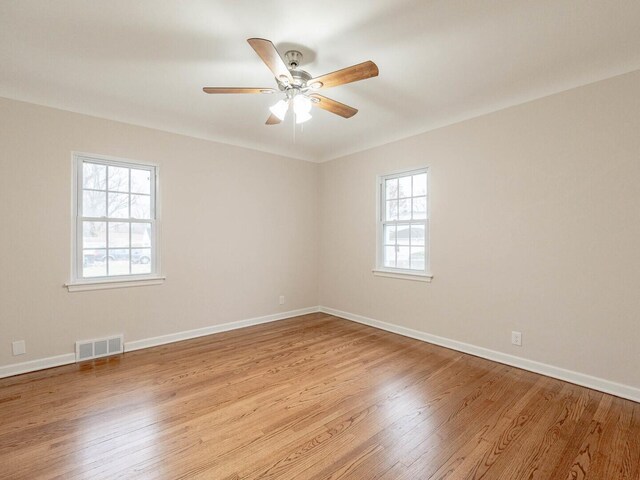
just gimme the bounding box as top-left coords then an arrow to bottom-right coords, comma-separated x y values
410,224 -> 425,246
131,194 -> 151,219
107,192 -> 129,218
397,246 -> 410,269
83,221 -> 106,249
108,249 -> 130,275
413,173 -> 427,196
108,166 -> 129,192
131,169 -> 151,194
412,196 -> 427,219
83,249 -> 107,277
385,178 -> 398,200
131,223 -> 152,247
383,225 -> 396,245
384,246 -> 396,268
386,200 -> 398,221
83,190 -> 106,217
83,163 -> 106,190
399,199 -> 411,220
410,247 -> 425,270
398,176 -> 412,198
132,249 -> 152,274
396,225 -> 410,245
108,222 -> 129,248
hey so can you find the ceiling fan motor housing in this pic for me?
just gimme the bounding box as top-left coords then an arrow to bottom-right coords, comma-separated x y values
278,69 -> 312,91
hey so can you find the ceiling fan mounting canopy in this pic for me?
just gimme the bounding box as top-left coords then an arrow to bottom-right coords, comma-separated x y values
202,38 -> 379,125
284,50 -> 303,69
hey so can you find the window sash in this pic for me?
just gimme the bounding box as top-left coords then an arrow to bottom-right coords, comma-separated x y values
74,155 -> 158,281
378,168 -> 429,274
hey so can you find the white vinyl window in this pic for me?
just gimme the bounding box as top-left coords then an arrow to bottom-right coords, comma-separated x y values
72,154 -> 159,284
376,168 -> 430,279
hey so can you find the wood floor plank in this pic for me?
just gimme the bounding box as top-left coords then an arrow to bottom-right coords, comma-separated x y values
590,396 -> 629,478
0,313 -> 638,479
566,393 -> 614,478
299,362 -> 506,479
493,383 -> 585,480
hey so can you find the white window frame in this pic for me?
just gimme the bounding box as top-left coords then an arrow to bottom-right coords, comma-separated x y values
66,152 -> 165,292
374,167 -> 433,282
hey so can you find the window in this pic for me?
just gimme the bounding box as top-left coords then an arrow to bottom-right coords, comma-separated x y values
71,153 -> 160,287
376,168 -> 431,280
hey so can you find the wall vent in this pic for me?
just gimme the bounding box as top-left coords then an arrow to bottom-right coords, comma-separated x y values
75,335 -> 123,362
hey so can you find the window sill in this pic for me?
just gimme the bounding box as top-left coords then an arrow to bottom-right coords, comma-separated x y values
65,276 -> 166,292
372,269 -> 433,282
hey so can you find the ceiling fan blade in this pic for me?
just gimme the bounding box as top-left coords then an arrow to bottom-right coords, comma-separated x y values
310,94 -> 358,118
308,61 -> 379,89
265,113 -> 282,125
203,87 -> 276,94
247,38 -> 293,83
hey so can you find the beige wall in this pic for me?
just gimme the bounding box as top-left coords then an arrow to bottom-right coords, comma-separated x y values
2,71 -> 639,391
319,71 -> 640,389
0,98 -> 319,367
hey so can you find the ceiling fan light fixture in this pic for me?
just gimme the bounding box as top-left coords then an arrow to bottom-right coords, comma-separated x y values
269,99 -> 289,120
295,111 -> 312,124
293,95 -> 312,115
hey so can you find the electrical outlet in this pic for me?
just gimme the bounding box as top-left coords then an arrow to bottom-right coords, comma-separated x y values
12,340 -> 26,356
511,331 -> 522,347
279,295 -> 285,305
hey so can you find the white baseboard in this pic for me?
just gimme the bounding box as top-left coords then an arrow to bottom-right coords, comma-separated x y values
319,306 -> 640,403
4,305 -> 637,404
123,306 -> 320,352
0,306 -> 320,379
0,353 -> 76,379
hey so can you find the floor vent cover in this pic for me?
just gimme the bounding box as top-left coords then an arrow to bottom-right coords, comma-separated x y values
75,335 -> 123,362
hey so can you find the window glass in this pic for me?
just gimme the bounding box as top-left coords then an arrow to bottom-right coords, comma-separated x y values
76,156 -> 156,280
379,169 -> 428,273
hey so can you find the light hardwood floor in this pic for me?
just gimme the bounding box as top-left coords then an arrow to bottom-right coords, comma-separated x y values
0,313 -> 638,479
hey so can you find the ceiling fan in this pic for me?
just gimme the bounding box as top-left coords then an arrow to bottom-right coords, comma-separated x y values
203,38 -> 379,125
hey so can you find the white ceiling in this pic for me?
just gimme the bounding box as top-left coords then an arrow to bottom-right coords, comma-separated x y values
1,1 -> 639,162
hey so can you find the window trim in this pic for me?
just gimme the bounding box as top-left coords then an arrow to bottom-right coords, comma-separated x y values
66,152 -> 164,291
375,166 -> 432,281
